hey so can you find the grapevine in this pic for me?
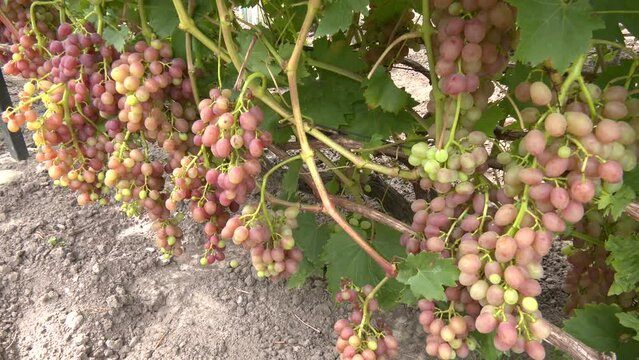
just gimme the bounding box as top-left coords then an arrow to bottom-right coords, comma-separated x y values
1,0 -> 639,359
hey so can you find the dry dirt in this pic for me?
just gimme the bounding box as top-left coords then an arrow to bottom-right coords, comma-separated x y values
0,67 -> 569,360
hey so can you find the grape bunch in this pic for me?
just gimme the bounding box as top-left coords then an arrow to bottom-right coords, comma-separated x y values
408,130 -> 489,192
563,213 -> 638,313
1,0 -> 57,77
431,0 -> 516,96
418,299 -> 475,359
334,282 -> 399,360
219,205 -> 303,279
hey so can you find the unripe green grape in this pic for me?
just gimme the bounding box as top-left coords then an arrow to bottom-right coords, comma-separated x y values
364,184 -> 372,192
504,288 -> 519,305
139,190 -> 148,199
422,159 -> 441,175
367,339 -> 378,351
435,149 -> 449,163
408,155 -> 422,166
411,142 -> 429,158
557,145 -> 571,159
349,217 -> 359,226
360,220 -> 372,230
522,297 -> 538,312
199,257 -> 208,266
230,260 -> 239,268
426,147 -> 437,160
257,270 -> 266,278
489,273 -> 502,285
284,207 -> 299,219
167,235 -> 176,245
126,94 -> 138,106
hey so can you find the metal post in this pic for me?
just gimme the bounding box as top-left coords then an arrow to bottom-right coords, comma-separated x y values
0,71 -> 29,160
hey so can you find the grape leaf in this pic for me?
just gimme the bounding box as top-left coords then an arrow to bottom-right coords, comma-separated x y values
287,213 -> 331,288
315,0 -> 369,37
237,31 -> 284,78
364,69 -> 412,114
592,0 -> 639,39
473,105 -> 506,136
375,278 -> 408,310
280,159 -> 303,201
624,167 -> 639,194
605,234 -> 639,295
594,59 -> 639,89
596,186 -> 636,221
322,223 -> 405,294
500,61 -> 535,89
617,312 -> 639,342
145,0 -> 180,39
260,104 -> 293,144
396,253 -> 459,301
343,102 -> 415,142
507,0 -> 604,72
472,332 -> 503,360
564,304 -> 639,357
298,72 -> 362,130
311,38 -> 367,73
102,25 -> 131,52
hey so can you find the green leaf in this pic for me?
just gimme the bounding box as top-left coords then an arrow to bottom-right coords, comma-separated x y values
624,167 -> 639,194
500,62 -> 535,89
102,25 -> 131,52
287,213 -> 331,288
171,28 -> 187,61
597,186 -> 636,221
364,69 -> 412,114
298,72 -> 362,130
343,102 -> 415,142
315,0 -> 369,37
592,0 -> 639,39
564,304 -> 639,357
322,223 -> 405,294
617,312 -> 639,341
145,0 -> 180,39
472,332 -> 502,360
606,234 -> 639,294
507,0 -> 604,71
311,38 -> 367,73
396,253 -> 459,301
260,104 -> 293,144
375,278 -> 408,310
237,31 -> 283,78
473,105 -> 506,136
280,160 -> 303,201
594,59 -> 639,89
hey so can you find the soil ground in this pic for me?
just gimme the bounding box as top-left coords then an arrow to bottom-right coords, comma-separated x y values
0,66 -> 569,360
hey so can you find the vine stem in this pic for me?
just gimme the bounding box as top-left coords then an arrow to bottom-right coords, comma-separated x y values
367,32 -> 422,79
0,10 -> 20,39
286,0 -> 396,277
172,0 -> 231,64
421,0 -> 446,146
185,0 -> 199,104
216,0 -> 243,71
558,55 -> 586,108
305,127 -> 420,180
136,0 -> 155,41
358,276 -> 389,338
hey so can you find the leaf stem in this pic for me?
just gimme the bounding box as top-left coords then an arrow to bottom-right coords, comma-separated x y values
137,0 -> 154,41
367,32 -> 422,80
421,0 -> 445,146
171,0 -> 231,63
558,55 -> 586,108
185,0 -> 199,103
